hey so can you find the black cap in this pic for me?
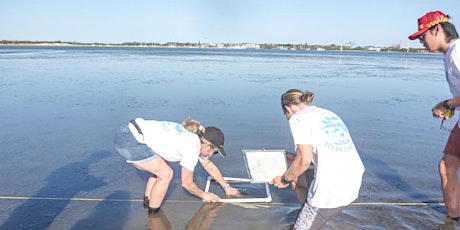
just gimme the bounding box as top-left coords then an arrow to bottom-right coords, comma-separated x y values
201,127 -> 226,157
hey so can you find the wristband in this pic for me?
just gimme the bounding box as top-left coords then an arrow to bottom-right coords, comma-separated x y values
222,183 -> 230,189
443,100 -> 453,110
281,174 -> 292,185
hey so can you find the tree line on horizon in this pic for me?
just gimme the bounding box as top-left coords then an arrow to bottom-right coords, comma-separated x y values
0,40 -> 428,53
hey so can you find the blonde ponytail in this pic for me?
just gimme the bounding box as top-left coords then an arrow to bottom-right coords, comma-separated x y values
182,118 -> 202,134
301,91 -> 315,104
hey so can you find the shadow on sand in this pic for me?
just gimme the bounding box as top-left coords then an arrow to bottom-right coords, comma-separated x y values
1,150 -> 119,229
363,153 -> 445,215
69,190 -> 130,230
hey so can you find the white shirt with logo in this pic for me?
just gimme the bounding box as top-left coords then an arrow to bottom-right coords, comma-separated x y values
129,118 -> 201,172
289,106 -> 365,208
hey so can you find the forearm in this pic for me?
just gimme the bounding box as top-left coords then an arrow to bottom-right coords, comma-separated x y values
446,96 -> 460,108
284,153 -> 311,182
284,145 -> 313,182
202,161 -> 228,188
434,97 -> 460,118
182,181 -> 205,198
200,160 -> 239,196
181,166 -> 223,202
181,167 -> 206,199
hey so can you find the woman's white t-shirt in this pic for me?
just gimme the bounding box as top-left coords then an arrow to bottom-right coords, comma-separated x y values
289,106 -> 365,208
130,118 -> 201,172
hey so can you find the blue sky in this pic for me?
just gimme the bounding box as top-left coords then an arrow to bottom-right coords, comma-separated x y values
1,0 -> 459,48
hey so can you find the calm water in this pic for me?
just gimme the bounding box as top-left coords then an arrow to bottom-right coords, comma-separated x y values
0,46 -> 457,229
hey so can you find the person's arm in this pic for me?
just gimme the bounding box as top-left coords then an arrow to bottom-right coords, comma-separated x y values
181,166 -> 221,202
448,96 -> 460,108
200,159 -> 240,196
433,96 -> 460,118
285,151 -> 296,164
271,144 -> 313,188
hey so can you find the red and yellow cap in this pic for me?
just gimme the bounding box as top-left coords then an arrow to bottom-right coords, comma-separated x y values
408,11 -> 449,40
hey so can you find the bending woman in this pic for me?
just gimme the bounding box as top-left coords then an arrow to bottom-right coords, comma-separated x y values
114,117 -> 239,214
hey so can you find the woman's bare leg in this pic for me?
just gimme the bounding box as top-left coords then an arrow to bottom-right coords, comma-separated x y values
133,157 -> 174,209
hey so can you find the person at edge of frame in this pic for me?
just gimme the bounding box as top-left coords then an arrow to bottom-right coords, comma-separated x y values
271,89 -> 365,230
114,117 -> 240,214
408,11 -> 460,222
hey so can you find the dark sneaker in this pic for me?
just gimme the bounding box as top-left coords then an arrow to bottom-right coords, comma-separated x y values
143,196 -> 149,209
148,207 -> 160,214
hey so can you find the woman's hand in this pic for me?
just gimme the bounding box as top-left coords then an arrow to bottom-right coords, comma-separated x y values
432,100 -> 455,119
432,101 -> 446,118
202,192 -> 221,203
224,186 -> 240,196
270,176 -> 290,189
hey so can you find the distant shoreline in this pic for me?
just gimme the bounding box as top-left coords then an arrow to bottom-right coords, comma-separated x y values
0,41 -> 431,53
0,42 -> 126,47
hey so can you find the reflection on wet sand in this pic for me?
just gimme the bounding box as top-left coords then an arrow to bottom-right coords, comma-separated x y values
148,210 -> 172,230
147,203 -> 226,230
186,203 -> 226,230
439,216 -> 458,230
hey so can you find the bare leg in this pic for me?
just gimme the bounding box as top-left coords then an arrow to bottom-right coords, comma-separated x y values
145,175 -> 158,198
133,157 -> 174,209
439,154 -> 460,218
292,173 -> 308,205
286,152 -> 313,205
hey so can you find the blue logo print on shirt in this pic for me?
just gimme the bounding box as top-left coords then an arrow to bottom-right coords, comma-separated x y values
161,121 -> 187,134
175,124 -> 187,134
322,116 -> 353,152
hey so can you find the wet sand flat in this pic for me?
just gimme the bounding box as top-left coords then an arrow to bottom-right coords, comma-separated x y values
0,46 -> 456,229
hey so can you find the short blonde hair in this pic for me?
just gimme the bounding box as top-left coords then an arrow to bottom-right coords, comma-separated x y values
182,118 -> 217,150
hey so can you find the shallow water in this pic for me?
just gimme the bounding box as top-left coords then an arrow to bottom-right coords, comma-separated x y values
0,46 -> 457,229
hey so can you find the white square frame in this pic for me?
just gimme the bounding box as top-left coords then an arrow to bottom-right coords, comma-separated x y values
242,149 -> 287,183
203,149 -> 287,203
204,176 -> 272,203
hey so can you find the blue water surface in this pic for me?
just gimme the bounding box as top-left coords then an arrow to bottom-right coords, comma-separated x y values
0,46 -> 455,229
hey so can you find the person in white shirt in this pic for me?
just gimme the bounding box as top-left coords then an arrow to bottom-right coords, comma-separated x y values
271,89 -> 365,230
114,117 -> 239,214
409,11 -> 460,222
